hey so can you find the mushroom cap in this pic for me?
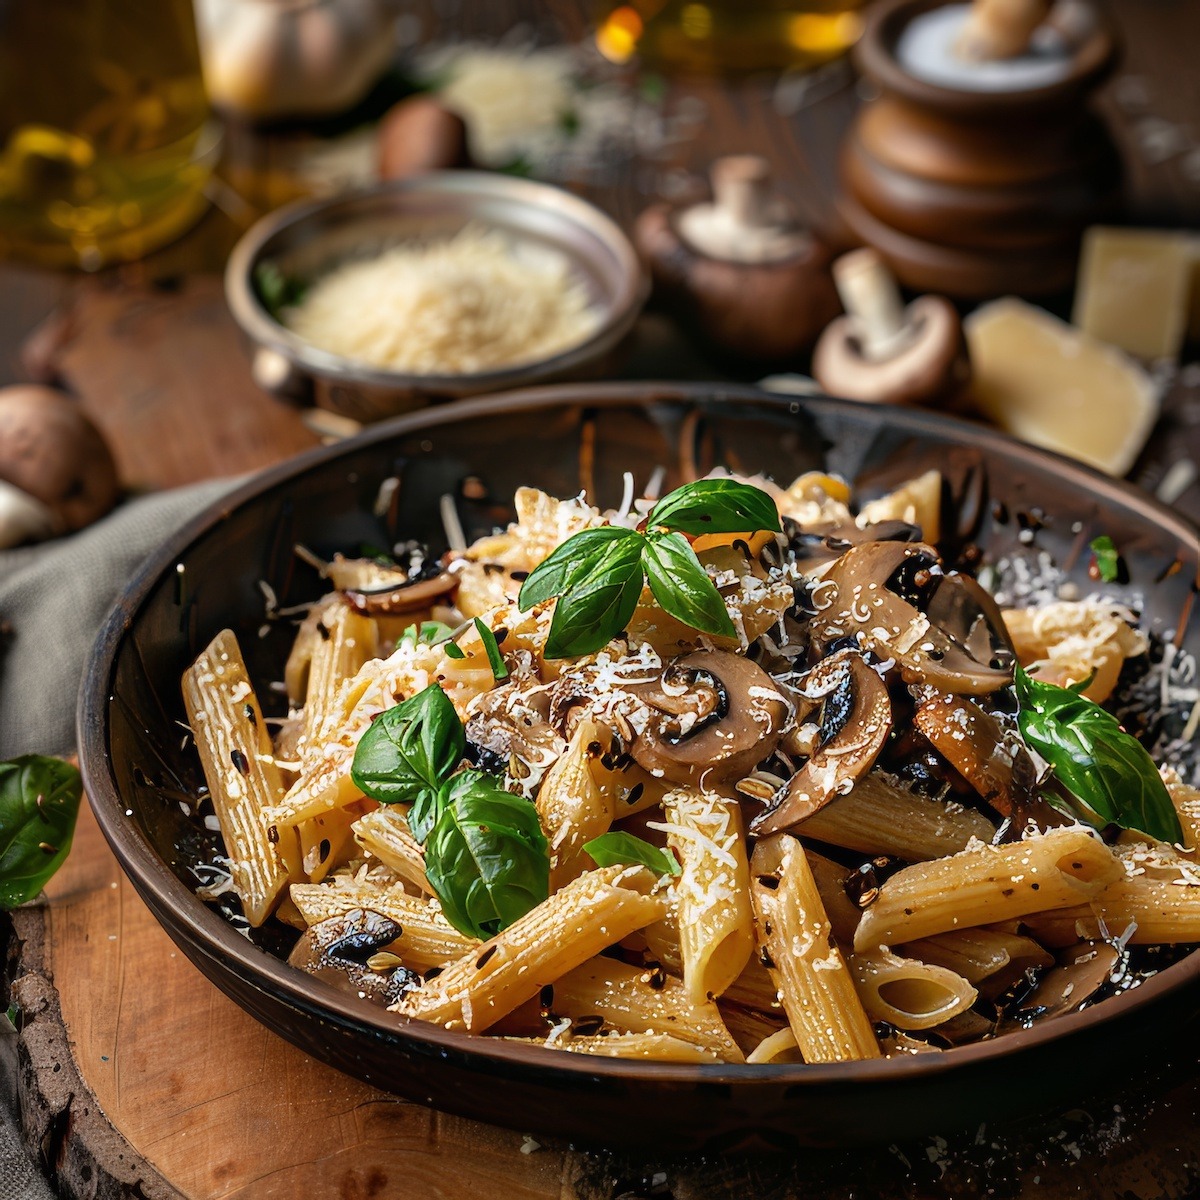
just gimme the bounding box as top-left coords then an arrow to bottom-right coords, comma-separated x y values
627,649 -> 789,786
813,295 -> 970,407
0,385 -> 119,532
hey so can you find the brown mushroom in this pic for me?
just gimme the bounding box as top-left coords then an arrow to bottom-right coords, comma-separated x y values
287,907 -> 419,1007
378,95 -> 471,180
811,540 -> 1012,695
812,249 -> 970,407
627,650 -> 789,787
1011,941 -> 1120,1023
635,155 -> 840,363
0,384 -> 119,548
342,567 -> 457,615
751,650 -> 893,837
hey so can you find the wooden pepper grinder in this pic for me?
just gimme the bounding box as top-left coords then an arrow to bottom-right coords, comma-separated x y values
838,0 -> 1121,298
636,155 -> 840,363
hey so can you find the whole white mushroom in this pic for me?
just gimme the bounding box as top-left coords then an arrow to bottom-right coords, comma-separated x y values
0,386 -> 120,549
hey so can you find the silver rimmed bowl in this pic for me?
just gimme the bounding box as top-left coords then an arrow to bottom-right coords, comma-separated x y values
225,173 -> 648,423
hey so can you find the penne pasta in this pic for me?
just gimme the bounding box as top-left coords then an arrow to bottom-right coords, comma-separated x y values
655,788 -> 755,1003
853,828 -> 1123,951
299,603 -> 378,765
183,629 -> 294,925
532,1031 -> 724,1063
750,836 -> 881,1063
746,1026 -> 804,1065
352,807 -> 430,893
394,866 -> 668,1032
898,928 -> 1052,985
849,949 -> 977,1031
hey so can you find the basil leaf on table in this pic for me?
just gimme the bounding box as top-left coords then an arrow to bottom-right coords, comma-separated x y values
1090,535 -> 1121,583
642,531 -> 736,639
542,531 -> 647,659
1014,666 -> 1183,844
583,831 -> 680,877
424,775 -> 550,939
0,756 -> 82,909
351,684 -> 463,808
646,478 -> 781,537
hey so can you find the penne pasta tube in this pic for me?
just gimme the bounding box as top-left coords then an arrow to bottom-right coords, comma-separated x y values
717,1000 -> 787,1057
1032,876 -> 1200,945
394,866 -> 669,1032
854,827 -> 1123,952
750,836 -> 881,1063
746,1026 -> 804,1065
289,879 -> 477,969
849,949 -> 977,1030
806,850 -> 865,945
798,774 -> 995,862
722,956 -> 783,1014
543,957 -> 744,1062
300,604 -> 378,765
537,718 -> 616,887
352,807 -> 430,893
297,805 -> 359,884
898,928 -> 1051,984
531,1031 -> 724,1063
654,788 -> 755,1003
1162,767 -> 1200,854
183,629 -> 293,925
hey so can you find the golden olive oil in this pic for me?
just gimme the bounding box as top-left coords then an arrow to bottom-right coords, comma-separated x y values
0,0 -> 216,268
596,0 -> 865,74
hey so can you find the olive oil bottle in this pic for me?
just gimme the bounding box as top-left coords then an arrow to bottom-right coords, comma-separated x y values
0,0 -> 216,268
596,0 -> 866,73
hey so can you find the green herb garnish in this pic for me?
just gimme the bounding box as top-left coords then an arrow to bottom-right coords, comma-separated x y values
1090,535 -> 1121,583
398,620 -> 457,651
0,756 -> 82,908
517,479 -> 780,659
1015,666 -> 1182,844
474,618 -> 509,681
583,831 -> 680,877
351,685 -> 550,935
254,261 -> 306,319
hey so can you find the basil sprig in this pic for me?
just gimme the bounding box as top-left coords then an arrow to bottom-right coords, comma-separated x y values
351,685 -> 550,936
584,831 -> 680,877
518,479 -> 780,659
0,756 -> 82,908
1015,666 -> 1183,844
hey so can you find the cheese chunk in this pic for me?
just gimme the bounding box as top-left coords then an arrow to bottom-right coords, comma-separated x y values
965,298 -> 1158,476
1072,227 -> 1200,360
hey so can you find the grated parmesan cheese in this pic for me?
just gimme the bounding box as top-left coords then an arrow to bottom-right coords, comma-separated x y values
284,226 -> 602,376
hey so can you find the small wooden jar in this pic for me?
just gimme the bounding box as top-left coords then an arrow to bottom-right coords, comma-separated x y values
838,0 -> 1122,298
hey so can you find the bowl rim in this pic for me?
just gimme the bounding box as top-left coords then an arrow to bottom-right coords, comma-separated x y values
79,381 -> 1200,1092
224,172 -> 649,391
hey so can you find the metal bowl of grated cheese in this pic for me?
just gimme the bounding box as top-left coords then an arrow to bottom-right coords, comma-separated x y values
226,173 -> 648,423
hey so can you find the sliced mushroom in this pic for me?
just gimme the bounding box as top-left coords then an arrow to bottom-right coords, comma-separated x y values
342,565 -> 457,615
912,693 -> 1066,831
287,908 -> 418,1006
627,650 -> 789,786
751,651 -> 892,837
467,686 -> 565,797
1011,941 -> 1120,1023
812,540 -> 1011,695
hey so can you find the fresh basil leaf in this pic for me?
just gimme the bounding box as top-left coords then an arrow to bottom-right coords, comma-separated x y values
474,618 -> 509,680
544,532 -> 647,658
0,756 -> 82,909
642,532 -> 736,639
398,620 -> 456,650
647,479 -> 780,537
424,775 -> 550,939
1015,666 -> 1182,844
1090,535 -> 1121,583
254,261 -> 306,318
410,766 -> 488,845
444,641 -> 466,660
351,684 -> 464,807
518,525 -> 643,610
583,831 -> 679,877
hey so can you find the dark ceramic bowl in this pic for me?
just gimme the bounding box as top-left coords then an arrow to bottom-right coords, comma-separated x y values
79,384 -> 1200,1152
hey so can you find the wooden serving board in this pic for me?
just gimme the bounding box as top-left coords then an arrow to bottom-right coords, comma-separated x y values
4,798 -> 1200,1200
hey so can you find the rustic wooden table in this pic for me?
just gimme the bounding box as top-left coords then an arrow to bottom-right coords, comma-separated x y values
4,2 -> 1200,1197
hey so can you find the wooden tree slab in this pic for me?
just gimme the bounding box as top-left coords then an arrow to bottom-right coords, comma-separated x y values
5,799 -> 1200,1200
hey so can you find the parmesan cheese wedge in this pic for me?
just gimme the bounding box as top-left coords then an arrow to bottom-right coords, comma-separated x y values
964,298 -> 1159,476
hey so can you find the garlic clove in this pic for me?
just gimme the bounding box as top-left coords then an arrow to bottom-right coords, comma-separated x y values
0,478 -> 58,549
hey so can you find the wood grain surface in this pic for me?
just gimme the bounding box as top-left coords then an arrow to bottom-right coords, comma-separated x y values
4,1 -> 1200,1196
